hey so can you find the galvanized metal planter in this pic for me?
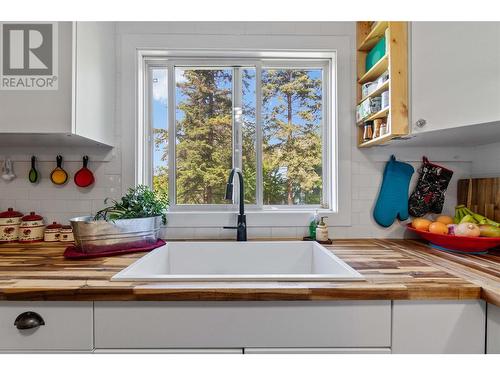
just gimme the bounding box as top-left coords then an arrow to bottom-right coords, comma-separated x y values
70,216 -> 162,253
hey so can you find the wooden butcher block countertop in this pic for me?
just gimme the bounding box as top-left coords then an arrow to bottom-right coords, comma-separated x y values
0,239 -> 498,305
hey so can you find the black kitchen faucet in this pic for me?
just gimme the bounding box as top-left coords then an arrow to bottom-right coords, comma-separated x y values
223,168 -> 247,241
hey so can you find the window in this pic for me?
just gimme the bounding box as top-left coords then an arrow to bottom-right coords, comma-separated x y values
144,54 -> 333,211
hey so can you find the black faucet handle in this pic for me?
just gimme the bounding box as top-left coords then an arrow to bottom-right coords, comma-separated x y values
223,226 -> 238,230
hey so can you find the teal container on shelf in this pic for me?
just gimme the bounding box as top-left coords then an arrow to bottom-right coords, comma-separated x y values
365,36 -> 386,72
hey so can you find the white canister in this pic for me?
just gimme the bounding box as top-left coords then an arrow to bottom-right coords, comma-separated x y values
44,222 -> 62,242
19,212 -> 45,243
60,225 -> 74,242
0,208 -> 24,243
361,82 -> 375,98
381,91 -> 389,109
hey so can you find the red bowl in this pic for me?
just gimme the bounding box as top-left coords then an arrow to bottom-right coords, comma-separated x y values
407,224 -> 500,253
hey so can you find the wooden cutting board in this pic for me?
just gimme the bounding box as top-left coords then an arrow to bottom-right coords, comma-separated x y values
457,177 -> 500,222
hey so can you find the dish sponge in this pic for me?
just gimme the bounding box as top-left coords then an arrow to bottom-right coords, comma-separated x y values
373,155 -> 415,227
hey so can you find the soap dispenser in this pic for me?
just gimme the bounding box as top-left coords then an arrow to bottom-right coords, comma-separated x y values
308,209 -> 319,239
316,216 -> 329,242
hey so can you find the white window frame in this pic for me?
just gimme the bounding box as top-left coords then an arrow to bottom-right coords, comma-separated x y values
138,51 -> 336,213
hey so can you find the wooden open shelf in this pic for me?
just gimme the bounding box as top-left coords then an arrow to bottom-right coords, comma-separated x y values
358,132 -> 394,148
357,107 -> 390,126
358,21 -> 389,51
358,79 -> 390,105
356,22 -> 408,148
358,54 -> 388,84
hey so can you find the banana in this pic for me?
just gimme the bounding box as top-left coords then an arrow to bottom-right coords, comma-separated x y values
485,218 -> 500,228
454,206 -> 465,224
460,214 -> 477,224
454,205 -> 499,227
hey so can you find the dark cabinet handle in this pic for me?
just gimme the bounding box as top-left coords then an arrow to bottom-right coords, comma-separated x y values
14,311 -> 45,330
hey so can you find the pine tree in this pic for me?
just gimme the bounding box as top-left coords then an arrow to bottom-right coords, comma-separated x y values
262,69 -> 323,205
153,127 -> 169,197
175,70 -> 233,204
241,69 -> 257,204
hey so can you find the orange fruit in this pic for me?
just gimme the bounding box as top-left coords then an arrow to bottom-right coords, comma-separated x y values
412,218 -> 432,231
436,215 -> 453,225
429,221 -> 448,235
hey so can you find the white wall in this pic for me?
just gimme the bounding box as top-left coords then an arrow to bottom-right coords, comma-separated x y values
0,150 -> 122,224
348,147 -> 472,239
470,142 -> 500,177
0,22 -> 480,239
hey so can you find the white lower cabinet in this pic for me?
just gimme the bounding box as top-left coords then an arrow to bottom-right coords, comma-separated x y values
0,299 -> 491,353
94,301 -> 391,349
392,300 -> 486,354
0,301 -> 93,352
487,303 -> 500,354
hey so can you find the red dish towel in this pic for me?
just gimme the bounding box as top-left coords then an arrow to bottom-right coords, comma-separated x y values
64,239 -> 166,259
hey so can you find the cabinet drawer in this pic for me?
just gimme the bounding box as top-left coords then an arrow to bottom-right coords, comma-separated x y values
95,301 -> 391,349
0,302 -> 93,351
392,300 -> 485,354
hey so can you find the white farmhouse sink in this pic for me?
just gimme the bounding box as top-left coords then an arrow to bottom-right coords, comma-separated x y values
112,241 -> 363,282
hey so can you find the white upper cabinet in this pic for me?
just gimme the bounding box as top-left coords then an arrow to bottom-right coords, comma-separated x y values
0,22 -> 115,147
411,22 -> 500,134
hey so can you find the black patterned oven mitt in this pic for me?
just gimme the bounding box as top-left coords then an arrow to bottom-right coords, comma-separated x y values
408,156 -> 453,217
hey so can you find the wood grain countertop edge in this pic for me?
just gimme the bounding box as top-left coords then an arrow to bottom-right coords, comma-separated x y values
0,239 -> 496,305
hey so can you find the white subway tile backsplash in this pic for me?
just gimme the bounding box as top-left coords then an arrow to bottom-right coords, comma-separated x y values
29,186 -> 77,200
296,227 -> 309,239
271,227 -> 298,239
357,187 -> 378,200
247,227 -> 272,239
91,199 -> 107,214
103,174 -> 122,188
328,227 -> 348,239
1,187 -> 30,200
40,199 -> 92,213
43,212 -> 89,224
350,213 -> 360,225
358,212 -> 376,226
352,173 -> 381,188
194,227 -> 221,239
346,225 -> 374,238
162,227 -> 195,240
352,199 -> 373,213
13,199 -> 41,213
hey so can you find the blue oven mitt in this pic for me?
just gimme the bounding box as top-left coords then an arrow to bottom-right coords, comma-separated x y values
373,155 -> 415,227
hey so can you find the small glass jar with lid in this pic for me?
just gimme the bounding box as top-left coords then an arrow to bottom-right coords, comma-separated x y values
363,121 -> 374,141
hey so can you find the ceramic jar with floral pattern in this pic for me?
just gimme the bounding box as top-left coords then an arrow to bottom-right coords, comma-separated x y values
60,225 -> 74,242
44,222 -> 62,242
19,212 -> 45,243
0,208 -> 24,243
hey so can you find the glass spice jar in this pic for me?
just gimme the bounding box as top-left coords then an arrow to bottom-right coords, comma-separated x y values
379,121 -> 388,136
373,118 -> 383,138
363,121 -> 374,141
